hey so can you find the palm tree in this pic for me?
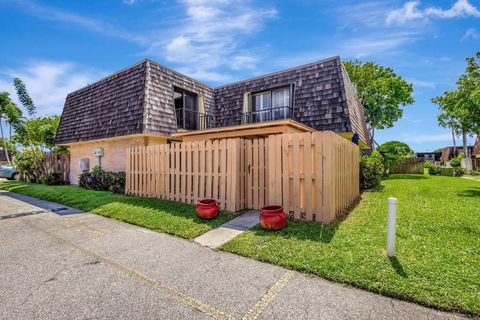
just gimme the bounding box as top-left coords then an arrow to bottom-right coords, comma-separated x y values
0,92 -> 23,165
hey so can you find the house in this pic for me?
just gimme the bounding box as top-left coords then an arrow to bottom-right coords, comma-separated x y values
55,56 -> 370,184
440,146 -> 474,163
473,135 -> 480,157
416,152 -> 442,162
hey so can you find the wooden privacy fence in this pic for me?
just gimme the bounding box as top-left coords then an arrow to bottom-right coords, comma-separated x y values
43,152 -> 70,183
390,157 -> 424,174
126,131 -> 360,223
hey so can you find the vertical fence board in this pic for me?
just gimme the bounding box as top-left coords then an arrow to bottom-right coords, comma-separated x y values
125,132 -> 360,220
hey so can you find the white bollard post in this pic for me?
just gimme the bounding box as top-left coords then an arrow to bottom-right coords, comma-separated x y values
387,197 -> 397,257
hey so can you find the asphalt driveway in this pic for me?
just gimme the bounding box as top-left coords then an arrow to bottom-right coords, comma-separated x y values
0,190 -> 467,320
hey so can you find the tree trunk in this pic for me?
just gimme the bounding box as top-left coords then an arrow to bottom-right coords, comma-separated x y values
0,119 -> 11,165
370,127 -> 375,150
452,127 -> 456,155
462,130 -> 468,158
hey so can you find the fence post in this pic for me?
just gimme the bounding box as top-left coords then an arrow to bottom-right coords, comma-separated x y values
226,138 -> 239,212
387,197 -> 397,257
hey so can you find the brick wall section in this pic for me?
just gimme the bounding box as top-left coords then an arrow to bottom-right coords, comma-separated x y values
68,135 -> 167,184
55,61 -> 147,144
144,61 -> 214,136
214,56 -> 360,138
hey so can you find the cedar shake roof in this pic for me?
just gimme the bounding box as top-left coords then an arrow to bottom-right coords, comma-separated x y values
56,56 -> 371,146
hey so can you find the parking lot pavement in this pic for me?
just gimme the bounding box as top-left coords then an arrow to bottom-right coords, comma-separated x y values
0,191 -> 468,320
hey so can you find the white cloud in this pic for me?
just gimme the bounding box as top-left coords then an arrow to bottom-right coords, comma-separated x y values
157,0 -> 277,79
386,0 -> 480,25
231,55 -> 258,70
339,32 -> 418,58
461,28 -> 479,41
9,0 -> 146,44
403,133 -> 452,143
0,61 -> 105,116
386,1 -> 425,26
425,0 -> 480,18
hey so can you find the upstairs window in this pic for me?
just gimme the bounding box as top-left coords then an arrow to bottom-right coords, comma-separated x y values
249,86 -> 292,122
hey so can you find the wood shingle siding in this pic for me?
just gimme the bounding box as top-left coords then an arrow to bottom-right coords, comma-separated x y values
55,56 -> 370,147
214,56 -> 369,145
144,61 -> 214,136
56,61 -> 148,144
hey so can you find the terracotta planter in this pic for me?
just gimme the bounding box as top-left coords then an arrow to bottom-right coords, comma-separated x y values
259,205 -> 287,230
196,199 -> 219,219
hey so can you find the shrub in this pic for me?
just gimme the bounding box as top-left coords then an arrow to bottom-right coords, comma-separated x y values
470,169 -> 480,176
428,165 -> 441,176
42,173 -> 66,185
423,161 -> 433,169
360,151 -> 385,190
13,148 -> 44,183
450,154 -> 464,168
79,166 -> 126,193
454,167 -> 466,177
440,167 -> 455,176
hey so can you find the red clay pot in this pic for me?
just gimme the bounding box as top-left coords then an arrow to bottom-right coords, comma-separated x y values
259,205 -> 287,231
196,199 -> 219,219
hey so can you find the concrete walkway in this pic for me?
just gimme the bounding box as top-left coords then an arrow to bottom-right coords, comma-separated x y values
0,190 -> 468,320
194,211 -> 260,248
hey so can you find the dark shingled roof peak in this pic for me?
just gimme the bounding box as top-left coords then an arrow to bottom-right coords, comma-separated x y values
55,56 -> 371,147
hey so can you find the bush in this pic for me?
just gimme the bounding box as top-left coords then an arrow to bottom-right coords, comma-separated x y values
79,166 -> 125,193
450,154 -> 464,168
42,173 -> 66,185
470,169 -> 480,176
454,167 -> 466,177
428,165 -> 441,176
13,148 -> 44,183
360,151 -> 385,190
423,161 -> 433,169
440,167 -> 455,176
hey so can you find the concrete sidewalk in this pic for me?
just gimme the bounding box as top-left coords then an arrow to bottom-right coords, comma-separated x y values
0,190 -> 467,320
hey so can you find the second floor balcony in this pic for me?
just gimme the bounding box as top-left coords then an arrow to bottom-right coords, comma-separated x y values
241,106 -> 293,124
176,108 -> 215,131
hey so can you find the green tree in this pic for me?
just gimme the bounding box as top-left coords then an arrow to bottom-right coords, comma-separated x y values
13,78 -> 36,117
432,51 -> 480,158
377,141 -> 415,170
13,115 -> 61,151
0,92 -> 22,164
344,61 -> 414,144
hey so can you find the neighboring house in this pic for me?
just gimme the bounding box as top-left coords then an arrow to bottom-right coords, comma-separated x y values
416,152 -> 442,162
473,135 -> 480,157
55,56 -> 370,184
440,146 -> 474,163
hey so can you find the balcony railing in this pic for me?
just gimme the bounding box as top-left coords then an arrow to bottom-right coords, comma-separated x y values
175,108 -> 215,131
241,106 -> 293,124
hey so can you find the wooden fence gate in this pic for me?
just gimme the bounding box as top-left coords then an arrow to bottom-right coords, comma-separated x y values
126,131 -> 360,223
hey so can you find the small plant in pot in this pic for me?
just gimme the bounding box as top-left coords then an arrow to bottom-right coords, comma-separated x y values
259,205 -> 287,230
196,199 -> 219,219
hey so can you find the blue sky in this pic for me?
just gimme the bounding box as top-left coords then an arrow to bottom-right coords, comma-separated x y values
0,0 -> 479,151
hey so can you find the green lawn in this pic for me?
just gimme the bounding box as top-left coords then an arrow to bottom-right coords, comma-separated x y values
0,181 -> 231,239
463,175 -> 480,181
221,175 -> 480,316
